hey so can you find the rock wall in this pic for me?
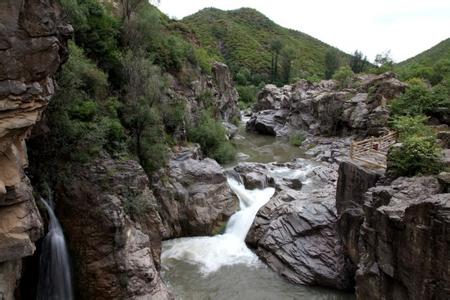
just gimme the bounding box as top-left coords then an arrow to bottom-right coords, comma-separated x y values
336,161 -> 450,299
168,61 -> 240,127
0,0 -> 71,298
247,73 -> 406,137
55,156 -> 171,300
152,146 -> 239,239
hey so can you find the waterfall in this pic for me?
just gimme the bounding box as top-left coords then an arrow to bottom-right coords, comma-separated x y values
162,177 -> 275,274
36,198 -> 73,300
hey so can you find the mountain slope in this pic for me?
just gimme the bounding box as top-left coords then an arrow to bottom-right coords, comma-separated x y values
182,7 -> 348,82
397,38 -> 450,68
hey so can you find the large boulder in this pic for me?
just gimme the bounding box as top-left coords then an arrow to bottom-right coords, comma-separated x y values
55,156 -> 172,300
0,0 -> 71,297
152,146 -> 239,239
245,161 -> 353,290
246,109 -> 290,136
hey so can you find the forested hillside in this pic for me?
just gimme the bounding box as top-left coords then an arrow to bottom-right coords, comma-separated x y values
183,7 -> 349,84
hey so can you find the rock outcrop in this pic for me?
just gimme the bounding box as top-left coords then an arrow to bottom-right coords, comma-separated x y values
247,73 -> 406,137
55,156 -> 171,300
244,160 -> 353,290
168,61 -> 240,126
152,146 -> 239,239
211,62 -> 240,122
0,0 -> 71,298
336,161 -> 450,299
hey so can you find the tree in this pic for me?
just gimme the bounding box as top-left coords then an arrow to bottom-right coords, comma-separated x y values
349,50 -> 368,74
270,38 -> 283,83
120,0 -> 160,22
121,51 -> 166,167
280,47 -> 295,84
325,48 -> 340,79
374,50 -> 394,72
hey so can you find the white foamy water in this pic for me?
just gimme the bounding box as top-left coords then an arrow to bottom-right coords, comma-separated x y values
161,177 -> 275,274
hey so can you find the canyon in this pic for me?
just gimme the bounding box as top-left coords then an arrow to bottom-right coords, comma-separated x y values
0,1 -> 449,300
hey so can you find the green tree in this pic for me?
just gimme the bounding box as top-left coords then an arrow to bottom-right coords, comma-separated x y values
121,52 -> 167,170
374,50 -> 394,73
349,50 -> 368,74
280,47 -> 296,84
270,38 -> 283,83
325,48 -> 340,79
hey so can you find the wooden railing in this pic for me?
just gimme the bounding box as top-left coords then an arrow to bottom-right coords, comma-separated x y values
350,131 -> 397,168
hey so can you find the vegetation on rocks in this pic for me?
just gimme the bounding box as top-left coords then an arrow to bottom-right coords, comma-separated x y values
183,7 -> 349,85
388,115 -> 442,177
188,111 -> 236,164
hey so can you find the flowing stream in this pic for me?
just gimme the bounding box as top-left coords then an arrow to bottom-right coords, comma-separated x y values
161,121 -> 354,299
36,198 -> 73,300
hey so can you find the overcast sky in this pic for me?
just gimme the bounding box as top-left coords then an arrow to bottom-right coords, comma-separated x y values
157,0 -> 450,63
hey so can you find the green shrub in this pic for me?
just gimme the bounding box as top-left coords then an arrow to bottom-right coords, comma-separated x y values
333,66 -> 354,88
289,133 -> 305,147
388,115 -> 442,177
69,100 -> 98,121
388,135 -> 442,177
161,100 -> 186,134
236,85 -> 258,104
390,79 -> 450,117
188,111 -> 236,164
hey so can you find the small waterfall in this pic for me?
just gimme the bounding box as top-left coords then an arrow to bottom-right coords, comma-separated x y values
36,198 -> 73,300
162,177 -> 275,274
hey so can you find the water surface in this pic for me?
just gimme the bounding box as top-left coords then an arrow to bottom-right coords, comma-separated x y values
161,120 -> 354,300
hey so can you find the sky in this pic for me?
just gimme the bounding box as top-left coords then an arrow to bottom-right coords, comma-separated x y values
157,0 -> 450,63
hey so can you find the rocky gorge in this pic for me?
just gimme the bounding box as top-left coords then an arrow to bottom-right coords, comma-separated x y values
0,1 -> 449,300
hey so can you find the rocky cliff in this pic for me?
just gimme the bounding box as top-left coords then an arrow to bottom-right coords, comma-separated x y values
247,73 -> 406,137
243,161 -> 353,290
0,0 -> 71,298
336,161 -> 450,299
55,155 -> 172,299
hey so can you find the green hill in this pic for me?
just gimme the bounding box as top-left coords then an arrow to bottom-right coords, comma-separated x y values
398,38 -> 450,68
182,7 -> 349,83
395,38 -> 450,84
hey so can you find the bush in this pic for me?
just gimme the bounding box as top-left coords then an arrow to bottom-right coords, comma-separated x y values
236,85 -> 258,104
388,115 -> 442,177
333,66 -> 354,88
388,135 -> 442,177
390,79 -> 450,118
69,100 -> 98,121
188,111 -> 236,164
289,133 -> 305,147
161,100 -> 186,134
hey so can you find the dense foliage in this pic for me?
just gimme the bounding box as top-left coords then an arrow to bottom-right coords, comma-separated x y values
183,8 -> 350,85
188,111 -> 236,164
387,115 -> 442,177
33,0 -> 237,178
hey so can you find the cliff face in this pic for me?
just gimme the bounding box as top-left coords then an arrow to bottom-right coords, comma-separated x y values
55,156 -> 172,300
0,0 -> 71,298
336,161 -> 450,299
246,72 -> 406,137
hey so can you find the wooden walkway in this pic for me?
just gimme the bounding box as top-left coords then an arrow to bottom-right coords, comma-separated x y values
350,131 -> 397,168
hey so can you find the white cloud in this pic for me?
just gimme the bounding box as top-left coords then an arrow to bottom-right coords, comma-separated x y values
157,0 -> 450,62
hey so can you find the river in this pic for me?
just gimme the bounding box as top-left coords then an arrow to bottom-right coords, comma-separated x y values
161,121 -> 354,300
